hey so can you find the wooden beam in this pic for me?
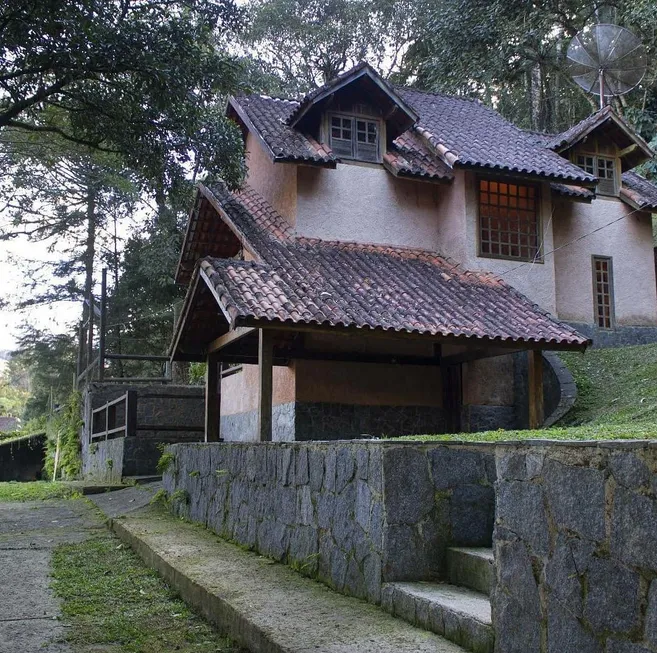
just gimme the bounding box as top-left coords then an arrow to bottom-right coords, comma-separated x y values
208,326 -> 256,354
283,349 -> 442,366
440,347 -> 511,367
618,143 -> 638,158
205,353 -> 221,442
528,350 -> 544,430
258,329 -> 273,442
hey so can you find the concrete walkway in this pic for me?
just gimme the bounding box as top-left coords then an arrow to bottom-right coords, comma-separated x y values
107,492 -> 467,653
0,498 -> 102,653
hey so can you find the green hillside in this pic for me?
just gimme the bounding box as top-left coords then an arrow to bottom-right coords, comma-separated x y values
398,343 -> 657,442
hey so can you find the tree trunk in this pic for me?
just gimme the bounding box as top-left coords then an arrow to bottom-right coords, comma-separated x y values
81,183 -> 97,379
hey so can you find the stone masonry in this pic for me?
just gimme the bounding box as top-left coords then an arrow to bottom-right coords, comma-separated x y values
163,441 -> 497,603
493,442 -> 657,653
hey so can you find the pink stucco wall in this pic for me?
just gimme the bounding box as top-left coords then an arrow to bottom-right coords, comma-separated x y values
296,164 -> 444,249
553,197 -> 657,326
245,132 -> 297,226
221,364 -> 296,416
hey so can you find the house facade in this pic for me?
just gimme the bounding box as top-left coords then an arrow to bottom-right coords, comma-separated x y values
171,63 -> 657,441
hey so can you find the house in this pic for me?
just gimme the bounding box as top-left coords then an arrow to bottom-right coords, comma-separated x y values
170,63 -> 657,441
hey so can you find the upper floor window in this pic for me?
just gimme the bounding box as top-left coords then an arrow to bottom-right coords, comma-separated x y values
576,155 -> 618,196
328,113 -> 381,163
478,179 -> 541,262
592,256 -> 614,329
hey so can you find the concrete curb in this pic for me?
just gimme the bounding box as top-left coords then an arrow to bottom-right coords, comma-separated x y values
107,505 -> 465,653
110,518 -> 285,653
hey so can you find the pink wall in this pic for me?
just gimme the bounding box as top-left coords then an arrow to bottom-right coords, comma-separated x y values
245,132 -> 297,226
553,197 -> 657,326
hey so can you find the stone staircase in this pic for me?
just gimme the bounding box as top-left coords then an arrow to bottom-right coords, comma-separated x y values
381,547 -> 494,653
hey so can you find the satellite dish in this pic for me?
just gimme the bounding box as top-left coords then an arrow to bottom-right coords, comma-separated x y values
567,23 -> 647,110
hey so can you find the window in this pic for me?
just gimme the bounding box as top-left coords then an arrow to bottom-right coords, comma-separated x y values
329,113 -> 380,162
592,256 -> 614,329
478,179 -> 540,262
576,155 -> 618,195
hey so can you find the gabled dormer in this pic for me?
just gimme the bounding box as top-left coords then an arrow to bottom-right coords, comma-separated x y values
547,106 -> 654,197
286,62 -> 419,165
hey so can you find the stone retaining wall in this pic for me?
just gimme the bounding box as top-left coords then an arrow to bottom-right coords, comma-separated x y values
493,442 -> 657,653
163,441 -> 496,602
0,433 -> 46,481
82,384 -> 204,480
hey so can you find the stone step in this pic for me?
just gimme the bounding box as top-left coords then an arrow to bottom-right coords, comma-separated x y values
382,581 -> 494,653
446,547 -> 495,596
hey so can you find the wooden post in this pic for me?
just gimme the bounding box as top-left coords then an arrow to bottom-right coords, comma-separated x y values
205,353 -> 221,442
86,289 -> 94,377
258,329 -> 273,442
125,390 -> 138,438
528,350 -> 544,430
98,268 -> 107,381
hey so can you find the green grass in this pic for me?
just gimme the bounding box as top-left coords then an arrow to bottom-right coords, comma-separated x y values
51,532 -> 246,653
0,481 -> 81,501
396,343 -> 657,442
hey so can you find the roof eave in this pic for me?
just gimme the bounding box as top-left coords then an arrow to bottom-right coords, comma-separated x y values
456,161 -> 597,188
288,67 -> 419,131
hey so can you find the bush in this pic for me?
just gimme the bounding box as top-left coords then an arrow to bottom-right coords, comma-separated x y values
45,391 -> 82,480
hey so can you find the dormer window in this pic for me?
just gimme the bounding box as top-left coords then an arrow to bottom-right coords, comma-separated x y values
328,113 -> 381,163
576,154 -> 618,196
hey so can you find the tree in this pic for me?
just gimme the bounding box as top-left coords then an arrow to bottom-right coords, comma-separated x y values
0,0 -> 247,191
404,1 -> 657,136
240,0 -> 418,94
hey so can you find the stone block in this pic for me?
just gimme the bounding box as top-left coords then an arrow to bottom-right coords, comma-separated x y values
383,447 -> 433,525
295,447 -> 309,485
369,500 -> 384,552
276,486 -> 297,525
491,591 -> 541,653
450,485 -> 494,546
380,584 -> 394,613
547,603 -> 602,653
610,452 -> 651,489
431,448 -> 487,490
332,483 -> 356,551
606,641 -> 652,653
368,447 -> 383,494
496,541 -> 540,619
277,447 -> 294,485
355,480 -> 372,532
363,552 -> 382,604
584,558 -> 640,634
323,448 -> 336,493
308,448 -> 324,492
335,447 -> 355,493
316,492 -> 335,529
497,452 -> 528,481
393,586 -> 417,624
495,480 -> 550,556
645,580 -> 657,646
289,525 -> 318,573
544,460 -> 605,541
356,447 -> 369,480
545,533 -> 591,616
330,548 -> 349,591
611,488 -> 657,570
296,485 -> 313,526
344,557 -> 365,598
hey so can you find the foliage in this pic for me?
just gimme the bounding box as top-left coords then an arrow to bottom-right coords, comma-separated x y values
45,391 -> 83,480
156,452 -> 176,475
0,481 -> 80,501
0,371 -> 28,419
51,532 -> 244,652
0,0 -> 247,191
240,0 -> 418,94
11,328 -> 77,420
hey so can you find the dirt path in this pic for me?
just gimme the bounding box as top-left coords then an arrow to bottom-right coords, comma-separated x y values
0,498 -> 104,652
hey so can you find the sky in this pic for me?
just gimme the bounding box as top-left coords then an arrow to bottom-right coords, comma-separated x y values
0,237 -> 81,353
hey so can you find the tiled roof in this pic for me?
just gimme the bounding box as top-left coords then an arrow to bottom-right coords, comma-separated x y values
621,171 -> 657,211
396,87 -> 595,183
187,183 -> 588,349
228,63 -> 596,185
550,183 -> 594,201
230,95 -> 336,165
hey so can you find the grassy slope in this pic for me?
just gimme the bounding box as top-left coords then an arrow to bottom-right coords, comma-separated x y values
397,343 -> 657,442
0,481 -> 81,501
51,531 -> 246,653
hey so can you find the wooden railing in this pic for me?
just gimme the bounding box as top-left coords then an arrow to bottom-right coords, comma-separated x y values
90,390 -> 137,442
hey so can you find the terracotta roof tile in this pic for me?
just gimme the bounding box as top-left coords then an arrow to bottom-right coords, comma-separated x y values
621,171 -> 657,210
194,183 -> 589,349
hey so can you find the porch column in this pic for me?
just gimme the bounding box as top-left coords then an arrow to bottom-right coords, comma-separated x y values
205,352 -> 221,442
528,350 -> 544,430
258,329 -> 273,441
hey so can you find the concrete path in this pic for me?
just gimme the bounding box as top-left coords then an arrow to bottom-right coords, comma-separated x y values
0,498 -> 103,653
109,496 -> 467,653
